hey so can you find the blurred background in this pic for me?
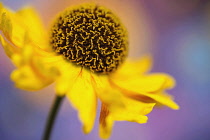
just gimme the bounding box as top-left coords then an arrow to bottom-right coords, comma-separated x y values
0,0 -> 210,140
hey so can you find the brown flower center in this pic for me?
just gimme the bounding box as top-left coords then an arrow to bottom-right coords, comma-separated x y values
50,3 -> 128,74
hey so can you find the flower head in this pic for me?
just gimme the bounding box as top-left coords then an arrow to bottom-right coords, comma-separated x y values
0,2 -> 179,139
50,4 -> 128,74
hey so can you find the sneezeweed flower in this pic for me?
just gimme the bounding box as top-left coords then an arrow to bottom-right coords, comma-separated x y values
0,2 -> 179,139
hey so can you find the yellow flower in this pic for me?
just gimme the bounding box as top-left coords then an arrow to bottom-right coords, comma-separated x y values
0,3 -> 179,139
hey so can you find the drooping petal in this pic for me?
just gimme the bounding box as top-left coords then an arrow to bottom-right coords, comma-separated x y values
0,3 -> 25,50
112,73 -> 175,93
0,35 -> 18,58
147,91 -> 179,109
66,69 -> 97,134
99,104 -> 114,139
113,55 -> 152,79
8,45 -> 55,90
15,6 -> 49,50
111,73 -> 179,110
10,65 -> 52,90
91,74 -> 124,110
99,87 -> 155,139
0,3 -> 56,90
0,3 -> 48,51
93,73 -> 154,138
55,61 -> 82,96
111,88 -> 155,123
110,97 -> 154,123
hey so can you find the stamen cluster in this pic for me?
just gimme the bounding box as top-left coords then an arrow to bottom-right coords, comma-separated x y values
50,4 -> 128,74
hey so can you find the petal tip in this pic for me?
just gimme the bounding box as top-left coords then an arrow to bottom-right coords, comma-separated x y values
99,124 -> 111,139
172,103 -> 180,110
82,125 -> 91,134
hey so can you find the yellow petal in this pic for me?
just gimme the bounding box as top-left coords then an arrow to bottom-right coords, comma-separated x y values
110,93 -> 155,123
91,74 -> 124,110
15,6 -> 49,50
10,65 -> 52,91
0,3 -> 50,64
0,3 -> 48,50
112,73 -> 175,93
0,35 -> 18,58
99,104 -> 114,139
0,4 -> 26,49
30,54 -> 60,81
145,91 -> 179,110
123,89 -> 179,110
55,62 -> 81,96
99,87 -> 155,139
66,69 -> 97,134
113,55 -> 152,78
0,3 -> 56,90
8,43 -> 55,91
111,73 -> 179,110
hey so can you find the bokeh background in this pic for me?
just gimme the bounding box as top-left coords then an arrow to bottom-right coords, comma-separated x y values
1,0 -> 210,140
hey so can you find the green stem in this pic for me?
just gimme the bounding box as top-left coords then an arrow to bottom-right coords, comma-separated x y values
42,95 -> 64,140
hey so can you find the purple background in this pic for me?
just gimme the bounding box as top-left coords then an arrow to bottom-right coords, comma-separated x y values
0,0 -> 210,140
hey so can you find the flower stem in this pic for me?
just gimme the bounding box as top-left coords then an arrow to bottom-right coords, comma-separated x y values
42,95 -> 64,140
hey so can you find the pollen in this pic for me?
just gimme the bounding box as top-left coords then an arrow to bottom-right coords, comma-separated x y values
50,3 -> 128,74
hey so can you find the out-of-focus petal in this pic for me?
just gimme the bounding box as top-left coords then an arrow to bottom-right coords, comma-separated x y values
0,4 -> 26,49
0,3 -> 56,91
0,3 -> 48,51
16,6 -> 49,50
66,69 -> 97,134
10,65 -> 52,90
0,35 -> 18,58
10,42 -> 58,91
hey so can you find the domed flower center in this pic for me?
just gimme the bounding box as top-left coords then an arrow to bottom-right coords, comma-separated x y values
50,4 -> 128,74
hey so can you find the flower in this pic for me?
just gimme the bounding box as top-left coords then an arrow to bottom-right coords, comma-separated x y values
0,2 -> 179,139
